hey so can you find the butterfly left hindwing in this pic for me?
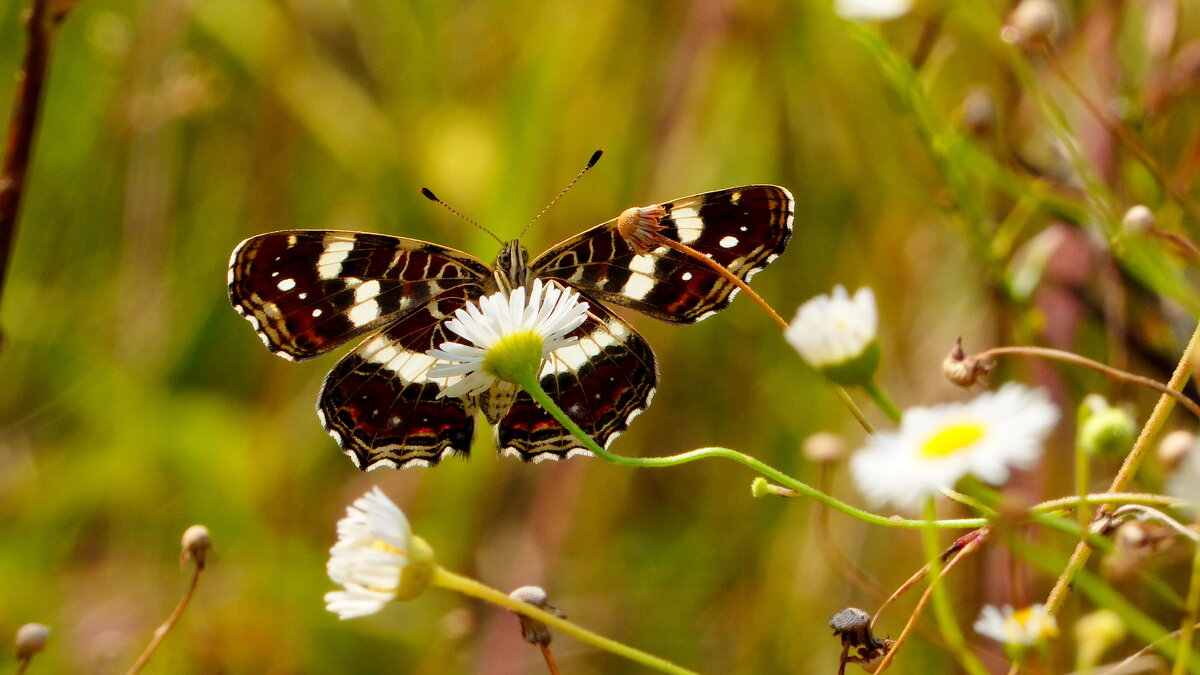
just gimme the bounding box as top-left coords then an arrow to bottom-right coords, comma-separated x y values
228,184 -> 793,470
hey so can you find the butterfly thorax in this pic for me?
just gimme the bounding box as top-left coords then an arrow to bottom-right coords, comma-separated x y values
492,240 -> 532,293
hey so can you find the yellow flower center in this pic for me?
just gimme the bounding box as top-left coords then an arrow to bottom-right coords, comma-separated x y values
483,330 -> 544,383
920,421 -> 985,458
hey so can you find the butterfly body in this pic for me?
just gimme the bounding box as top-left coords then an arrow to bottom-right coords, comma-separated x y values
229,185 -> 793,470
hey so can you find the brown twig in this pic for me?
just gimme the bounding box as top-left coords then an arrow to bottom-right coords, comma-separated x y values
872,529 -> 989,672
538,643 -> 562,675
0,0 -> 75,345
125,563 -> 205,675
969,345 -> 1200,421
870,528 -> 991,632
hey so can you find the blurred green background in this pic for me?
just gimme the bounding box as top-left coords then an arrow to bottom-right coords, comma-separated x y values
2,0 -> 1199,672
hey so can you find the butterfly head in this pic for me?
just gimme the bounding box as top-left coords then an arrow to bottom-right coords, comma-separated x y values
493,240 -> 532,292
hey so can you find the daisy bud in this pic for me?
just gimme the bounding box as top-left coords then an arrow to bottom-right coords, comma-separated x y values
14,623 -> 50,660
803,431 -> 847,464
1122,205 -> 1156,234
785,286 -> 880,386
1003,0 -> 1060,47
325,487 -> 437,620
181,524 -> 212,569
942,339 -> 993,389
1076,395 -> 1135,458
960,87 -> 997,136
1074,609 -> 1125,670
509,586 -> 565,646
1157,429 -> 1195,472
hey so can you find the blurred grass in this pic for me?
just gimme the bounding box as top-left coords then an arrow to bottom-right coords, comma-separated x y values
2,0 -> 1199,672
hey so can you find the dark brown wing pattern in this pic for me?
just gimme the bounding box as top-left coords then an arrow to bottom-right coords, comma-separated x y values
317,285 -> 485,470
497,295 -> 657,462
228,231 -> 491,360
532,185 -> 793,324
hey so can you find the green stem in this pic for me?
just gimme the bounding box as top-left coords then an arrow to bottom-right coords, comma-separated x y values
921,499 -> 990,675
1173,521 -> 1200,675
513,370 -> 985,530
863,379 -> 902,423
431,567 -> 698,675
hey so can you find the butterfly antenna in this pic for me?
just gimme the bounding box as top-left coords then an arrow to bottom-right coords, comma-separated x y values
518,149 -> 603,239
420,187 -> 504,245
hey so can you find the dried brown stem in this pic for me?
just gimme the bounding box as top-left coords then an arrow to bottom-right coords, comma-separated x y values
0,0 -> 75,344
972,345 -> 1200,421
873,530 -> 988,672
538,643 -> 562,675
125,563 -> 205,675
870,528 -> 991,632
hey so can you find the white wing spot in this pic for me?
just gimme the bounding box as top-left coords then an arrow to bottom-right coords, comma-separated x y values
312,309 -> 323,318
298,292 -> 308,300
348,280 -> 382,326
621,253 -> 659,301
682,272 -> 693,281
277,278 -> 296,292
719,236 -> 739,248
671,206 -> 702,244
317,237 -> 355,280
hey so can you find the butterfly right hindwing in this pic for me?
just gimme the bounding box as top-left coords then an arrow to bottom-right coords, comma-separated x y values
497,293 -> 658,462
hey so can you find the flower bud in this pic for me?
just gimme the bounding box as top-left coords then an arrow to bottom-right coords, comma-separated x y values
14,623 -> 50,660
1076,395 -> 1135,458
1074,609 -> 1125,670
509,586 -> 565,646
1003,0 -> 1061,46
1122,205 -> 1156,234
1157,429 -> 1195,472
786,286 -> 880,387
181,524 -> 212,569
803,432 -> 847,464
942,339 -> 993,389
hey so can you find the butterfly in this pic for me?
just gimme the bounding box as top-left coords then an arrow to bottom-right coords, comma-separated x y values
228,185 -> 793,470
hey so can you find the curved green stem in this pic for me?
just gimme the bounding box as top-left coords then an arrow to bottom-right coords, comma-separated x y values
921,500 -> 989,675
514,370 -> 985,530
432,567 -> 698,675
863,379 -> 902,423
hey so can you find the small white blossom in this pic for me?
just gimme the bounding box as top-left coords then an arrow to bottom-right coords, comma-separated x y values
974,604 -> 1059,647
786,286 -> 878,375
427,279 -> 590,398
325,487 -> 415,620
835,0 -> 912,21
850,384 -> 1059,511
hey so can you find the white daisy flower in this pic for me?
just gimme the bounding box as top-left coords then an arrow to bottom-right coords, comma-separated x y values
974,604 -> 1059,647
785,286 -> 879,385
835,0 -> 912,21
325,487 -> 435,620
427,278 -> 590,398
850,384 -> 1059,511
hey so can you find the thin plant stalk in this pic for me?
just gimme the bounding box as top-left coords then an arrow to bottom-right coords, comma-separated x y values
125,563 -> 205,675
432,567 -> 698,675
538,643 -> 561,675
1173,520 -> 1200,675
1014,319 -> 1200,675
0,0 -> 78,337
972,345 -> 1200,420
918,499 -> 988,675
514,370 -> 986,531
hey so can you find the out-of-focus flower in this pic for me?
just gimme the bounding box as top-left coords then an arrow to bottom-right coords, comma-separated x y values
834,0 -> 912,21
428,278 -> 589,398
850,384 -> 1059,510
325,487 -> 435,619
786,286 -> 879,385
14,623 -> 50,660
975,604 -> 1059,651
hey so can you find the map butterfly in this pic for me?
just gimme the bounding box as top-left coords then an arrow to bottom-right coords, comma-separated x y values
228,185 -> 793,470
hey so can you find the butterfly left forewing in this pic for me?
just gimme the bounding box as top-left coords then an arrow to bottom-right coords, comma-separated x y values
318,285 -> 485,470
496,294 -> 657,462
229,230 -> 492,360
532,185 -> 793,324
